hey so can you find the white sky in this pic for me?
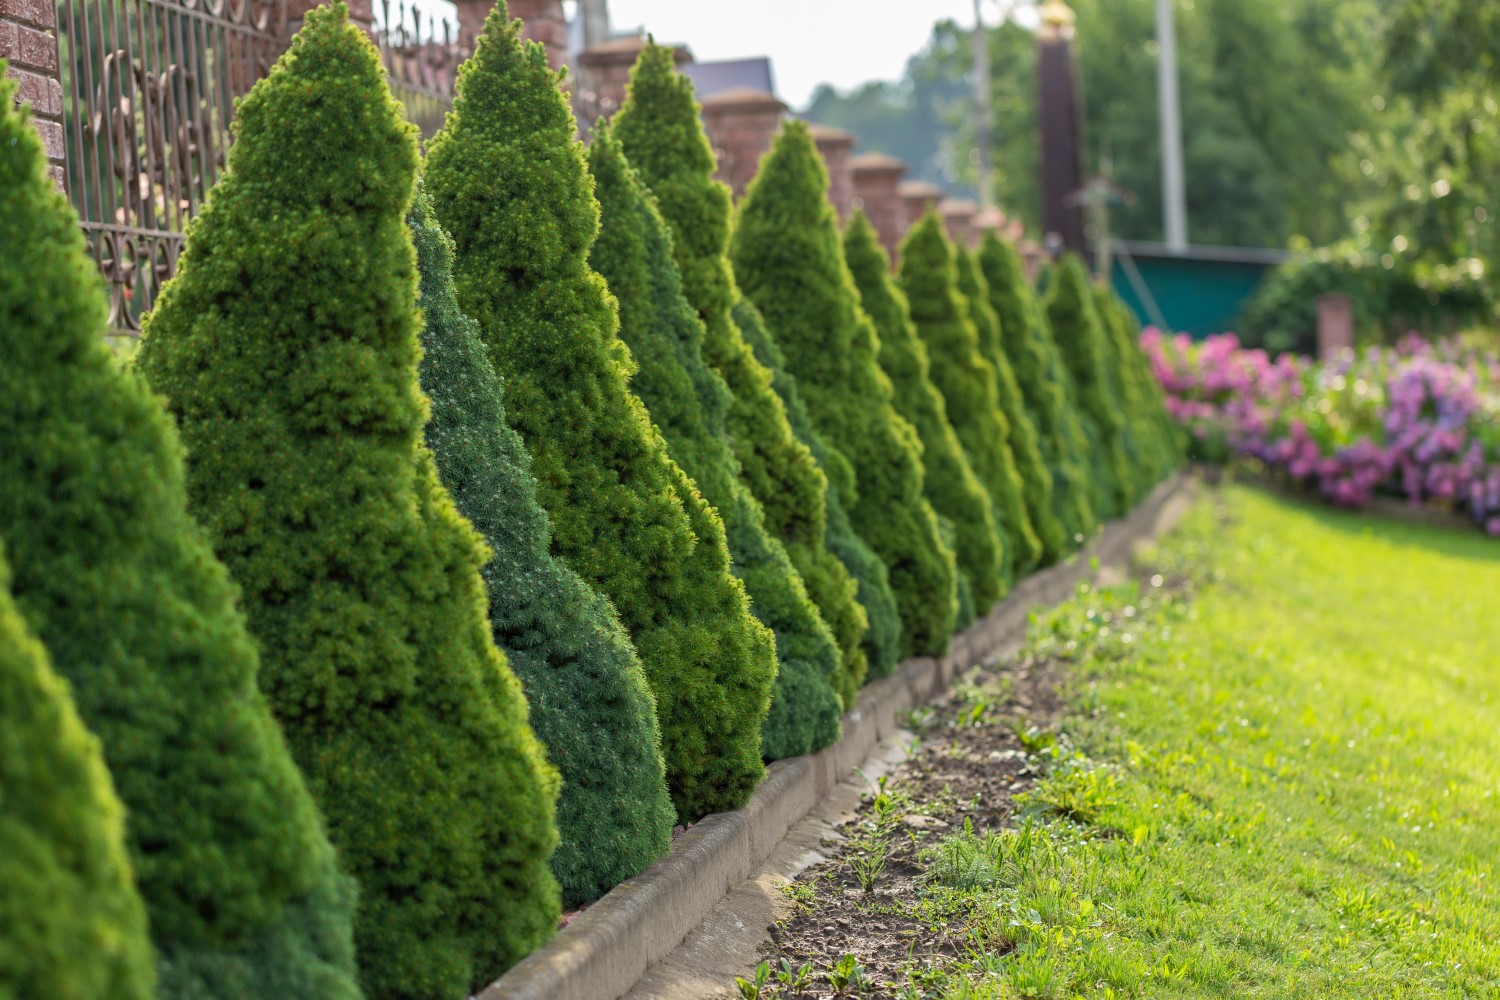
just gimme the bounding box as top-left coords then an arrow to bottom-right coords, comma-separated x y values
600,1 -> 987,110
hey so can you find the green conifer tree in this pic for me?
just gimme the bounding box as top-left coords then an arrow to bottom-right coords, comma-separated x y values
732,300 -> 905,679
409,190 -> 672,907
976,233 -> 1097,543
899,215 -> 1040,580
954,246 -> 1070,565
0,546 -> 155,1000
844,212 -> 1004,620
587,127 -> 842,758
1092,286 -> 1183,486
424,4 -> 775,820
134,10 -> 561,995
612,43 -> 870,699
730,122 -> 958,658
0,64 -> 360,1000
1043,255 -> 1136,519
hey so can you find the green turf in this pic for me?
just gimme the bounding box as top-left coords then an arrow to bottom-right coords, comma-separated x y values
923,485 -> 1500,998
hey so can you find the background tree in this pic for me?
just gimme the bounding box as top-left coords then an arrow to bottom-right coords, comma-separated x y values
588,126 -> 844,758
954,246 -> 1069,565
978,233 -> 1096,543
424,4 -> 775,820
731,121 -> 959,658
844,212 -> 1003,622
614,42 -> 870,701
0,545 -> 155,1000
136,8 -> 561,995
900,215 -> 1040,580
732,299 -> 905,679
409,189 -> 673,908
1044,255 -> 1136,519
0,63 -> 361,1000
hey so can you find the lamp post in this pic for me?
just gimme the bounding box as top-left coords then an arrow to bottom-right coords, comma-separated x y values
1156,0 -> 1188,252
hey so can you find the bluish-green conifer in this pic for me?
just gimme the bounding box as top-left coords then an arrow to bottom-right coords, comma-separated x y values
844,212 -> 1004,621
135,9 -> 561,995
424,3 -> 775,820
588,126 -> 842,758
409,189 -> 673,907
0,545 -> 155,1000
899,215 -> 1040,580
613,43 -> 871,699
954,246 -> 1070,565
730,122 -> 958,658
976,233 -> 1096,543
0,59 -> 361,1000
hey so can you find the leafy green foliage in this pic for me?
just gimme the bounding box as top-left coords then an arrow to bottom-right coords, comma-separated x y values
844,212 -> 1003,621
729,121 -> 958,659
899,215 -> 1039,580
587,126 -> 842,758
409,189 -> 672,906
0,547 -> 155,1000
0,61 -> 361,1000
732,299 -> 905,680
135,9 -> 561,994
1043,256 -> 1136,520
1091,285 -> 1183,487
424,5 -> 774,820
977,233 -> 1096,544
955,246 -> 1070,566
614,42 -> 870,701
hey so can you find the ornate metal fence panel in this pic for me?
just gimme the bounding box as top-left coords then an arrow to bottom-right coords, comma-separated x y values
57,0 -> 287,337
375,0 -> 460,139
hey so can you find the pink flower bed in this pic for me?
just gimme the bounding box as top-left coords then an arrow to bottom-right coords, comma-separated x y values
1143,329 -> 1500,537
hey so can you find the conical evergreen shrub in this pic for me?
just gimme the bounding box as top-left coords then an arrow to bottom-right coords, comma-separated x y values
730,122 -> 958,658
733,299 -> 905,679
424,4 -> 775,820
613,43 -> 869,700
0,546 -> 155,1000
587,126 -> 842,759
899,215 -> 1040,581
976,233 -> 1096,543
954,246 -> 1069,565
1043,255 -> 1136,519
1092,286 -> 1183,486
134,9 -> 561,996
844,212 -> 1004,620
0,64 -> 361,1000
409,189 -> 672,907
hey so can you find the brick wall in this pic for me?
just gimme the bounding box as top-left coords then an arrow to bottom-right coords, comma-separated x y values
899,179 -> 944,227
575,35 -> 690,137
2,0 -> 63,186
849,152 -> 907,266
810,123 -> 855,221
700,86 -> 785,199
939,198 -> 978,249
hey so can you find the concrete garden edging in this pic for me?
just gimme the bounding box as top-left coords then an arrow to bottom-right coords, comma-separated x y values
480,474 -> 1192,1000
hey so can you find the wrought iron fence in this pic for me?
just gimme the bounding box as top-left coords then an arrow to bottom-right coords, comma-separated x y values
58,0 -> 460,339
57,0 -> 288,338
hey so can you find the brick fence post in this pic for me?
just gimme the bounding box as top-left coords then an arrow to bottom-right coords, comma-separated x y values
939,198 -> 978,250
899,179 -> 944,228
1316,292 -> 1355,361
575,35 -> 690,137
700,86 -> 786,199
509,0 -> 567,72
849,152 -> 907,267
2,0 -> 64,187
809,123 -> 855,222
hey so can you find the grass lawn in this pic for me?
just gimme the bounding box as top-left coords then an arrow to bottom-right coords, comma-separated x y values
916,485 -> 1500,998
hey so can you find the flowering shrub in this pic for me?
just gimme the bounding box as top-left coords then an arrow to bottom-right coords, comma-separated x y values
1144,330 -> 1500,536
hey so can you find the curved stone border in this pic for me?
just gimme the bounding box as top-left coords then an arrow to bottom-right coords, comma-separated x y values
481,474 -> 1192,1000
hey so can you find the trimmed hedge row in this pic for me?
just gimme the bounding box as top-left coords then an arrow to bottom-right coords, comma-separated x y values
2,4 -> 1183,997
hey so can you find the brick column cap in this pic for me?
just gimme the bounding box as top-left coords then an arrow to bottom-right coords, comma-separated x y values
578,34 -> 692,69
808,122 -> 855,150
849,151 -> 907,179
899,179 -> 946,200
699,86 -> 786,115
939,198 -> 978,221
973,206 -> 1007,232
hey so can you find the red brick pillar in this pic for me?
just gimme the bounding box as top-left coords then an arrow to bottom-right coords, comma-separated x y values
575,36 -> 691,136
940,198 -> 979,249
1316,292 -> 1355,361
850,152 -> 907,266
810,123 -> 855,221
700,87 -> 786,199
900,180 -> 945,228
1018,239 -> 1044,282
2,0 -> 63,186
288,0 -> 373,34
509,0 -> 567,72
453,0 -> 490,50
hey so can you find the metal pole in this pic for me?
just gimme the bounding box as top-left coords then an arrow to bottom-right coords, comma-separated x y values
1155,0 -> 1188,252
973,0 -> 994,209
